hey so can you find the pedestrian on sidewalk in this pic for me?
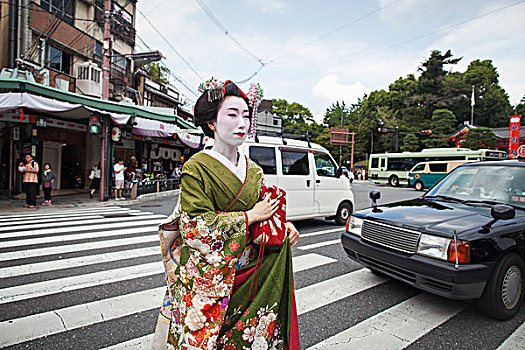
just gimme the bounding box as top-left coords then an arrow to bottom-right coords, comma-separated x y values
41,163 -> 56,206
113,159 -> 126,200
18,154 -> 39,208
89,162 -> 101,199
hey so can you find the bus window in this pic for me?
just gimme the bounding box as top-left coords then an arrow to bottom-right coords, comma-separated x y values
380,158 -> 386,168
371,157 -> 379,168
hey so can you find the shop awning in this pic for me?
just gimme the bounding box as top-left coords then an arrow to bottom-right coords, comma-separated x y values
132,116 -> 200,138
0,92 -> 132,122
0,77 -> 197,130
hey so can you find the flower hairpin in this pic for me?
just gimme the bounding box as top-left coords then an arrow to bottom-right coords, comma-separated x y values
247,83 -> 264,137
198,78 -> 225,102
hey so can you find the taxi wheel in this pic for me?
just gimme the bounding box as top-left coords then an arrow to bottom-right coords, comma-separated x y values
414,181 -> 424,191
478,253 -> 525,320
389,175 -> 400,187
335,202 -> 353,225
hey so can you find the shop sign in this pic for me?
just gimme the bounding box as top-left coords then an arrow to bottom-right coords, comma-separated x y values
509,115 -> 521,158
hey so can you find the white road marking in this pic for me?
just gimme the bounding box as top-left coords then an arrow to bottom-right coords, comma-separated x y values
306,293 -> 464,349
0,287 -> 166,347
300,228 -> 343,238
100,334 -> 154,350
296,268 -> 387,315
297,239 -> 341,250
497,322 -> 525,350
0,206 -> 128,220
0,214 -> 163,235
0,210 -> 143,227
292,253 -> 337,272
0,225 -> 160,249
0,261 -> 165,304
0,246 -> 161,278
0,234 -> 160,262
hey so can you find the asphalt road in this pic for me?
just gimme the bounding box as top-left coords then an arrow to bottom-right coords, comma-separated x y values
1,182 -> 523,349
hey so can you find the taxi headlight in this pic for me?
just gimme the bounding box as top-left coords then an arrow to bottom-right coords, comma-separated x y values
346,216 -> 363,237
416,234 -> 451,260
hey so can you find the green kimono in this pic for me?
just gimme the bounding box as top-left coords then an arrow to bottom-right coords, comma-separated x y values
153,152 -> 299,350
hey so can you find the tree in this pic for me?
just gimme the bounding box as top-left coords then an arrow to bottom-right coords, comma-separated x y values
143,62 -> 170,84
423,109 -> 457,148
463,60 -> 512,127
462,127 -> 497,150
401,134 -> 420,152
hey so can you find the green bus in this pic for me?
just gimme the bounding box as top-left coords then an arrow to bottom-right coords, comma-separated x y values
368,148 -> 506,186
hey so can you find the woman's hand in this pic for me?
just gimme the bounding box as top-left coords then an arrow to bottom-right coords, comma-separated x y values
246,193 -> 279,225
285,221 -> 300,247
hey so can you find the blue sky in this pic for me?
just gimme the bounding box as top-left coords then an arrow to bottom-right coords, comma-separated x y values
135,0 -> 525,122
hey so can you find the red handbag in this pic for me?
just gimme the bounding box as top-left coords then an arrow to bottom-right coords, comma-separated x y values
249,185 -> 287,300
251,185 -> 287,246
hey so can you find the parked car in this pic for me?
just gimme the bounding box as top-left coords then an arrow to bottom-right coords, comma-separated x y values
206,135 -> 355,224
408,160 -> 472,191
341,160 -> 525,320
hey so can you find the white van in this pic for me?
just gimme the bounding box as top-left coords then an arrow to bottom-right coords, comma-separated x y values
206,135 -> 355,224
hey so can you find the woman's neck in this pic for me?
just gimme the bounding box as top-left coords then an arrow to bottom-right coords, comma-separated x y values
211,143 -> 238,166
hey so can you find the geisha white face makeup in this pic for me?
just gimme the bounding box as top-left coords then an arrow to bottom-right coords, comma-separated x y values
211,96 -> 250,150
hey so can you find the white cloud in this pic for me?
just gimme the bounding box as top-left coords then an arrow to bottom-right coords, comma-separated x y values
244,0 -> 289,14
312,75 -> 372,107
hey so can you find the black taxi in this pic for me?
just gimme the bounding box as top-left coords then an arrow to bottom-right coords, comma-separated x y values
341,160 -> 525,320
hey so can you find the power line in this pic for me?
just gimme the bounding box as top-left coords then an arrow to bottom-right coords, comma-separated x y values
267,0 -> 402,65
136,7 -> 204,81
277,0 -> 525,86
193,0 -> 266,65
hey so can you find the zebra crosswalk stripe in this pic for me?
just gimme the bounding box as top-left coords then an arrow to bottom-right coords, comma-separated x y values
0,206 -> 129,220
298,239 -> 340,250
496,322 -> 525,350
306,293 -> 464,350
100,334 -> 154,350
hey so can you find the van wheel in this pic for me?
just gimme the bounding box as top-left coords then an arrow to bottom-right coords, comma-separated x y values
389,175 -> 399,187
478,253 -> 524,320
414,181 -> 424,191
335,202 -> 353,225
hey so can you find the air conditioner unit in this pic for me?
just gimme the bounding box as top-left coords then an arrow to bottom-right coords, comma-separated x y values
55,78 -> 70,92
76,63 -> 102,98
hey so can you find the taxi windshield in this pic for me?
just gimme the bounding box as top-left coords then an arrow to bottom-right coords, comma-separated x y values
425,165 -> 525,209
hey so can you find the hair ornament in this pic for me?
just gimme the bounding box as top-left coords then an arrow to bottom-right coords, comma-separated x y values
198,77 -> 225,102
247,83 -> 263,137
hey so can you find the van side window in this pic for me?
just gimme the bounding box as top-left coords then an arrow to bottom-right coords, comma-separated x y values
429,163 -> 447,172
281,150 -> 309,175
314,153 -> 336,177
413,164 -> 425,172
249,146 -> 277,175
371,158 -> 379,168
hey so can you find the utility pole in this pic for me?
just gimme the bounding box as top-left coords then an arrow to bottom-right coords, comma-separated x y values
100,0 -> 112,201
339,107 -> 344,166
395,126 -> 399,152
470,85 -> 475,125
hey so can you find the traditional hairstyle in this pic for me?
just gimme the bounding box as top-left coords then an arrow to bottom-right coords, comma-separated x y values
193,80 -> 252,138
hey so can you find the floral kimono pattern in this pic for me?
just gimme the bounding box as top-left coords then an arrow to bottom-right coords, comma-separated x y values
152,152 -> 299,350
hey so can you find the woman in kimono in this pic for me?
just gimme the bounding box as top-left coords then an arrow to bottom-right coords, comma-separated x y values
153,80 -> 300,350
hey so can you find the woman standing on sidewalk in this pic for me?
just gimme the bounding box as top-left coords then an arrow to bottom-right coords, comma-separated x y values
41,163 -> 56,206
89,162 -> 101,199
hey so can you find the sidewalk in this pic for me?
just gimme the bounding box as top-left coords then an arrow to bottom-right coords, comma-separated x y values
0,188 -> 179,213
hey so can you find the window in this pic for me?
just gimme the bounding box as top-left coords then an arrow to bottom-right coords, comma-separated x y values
48,46 -> 72,74
429,163 -> 448,172
281,150 -> 309,176
112,51 -> 128,70
412,164 -> 425,172
41,0 -> 75,25
380,158 -> 386,168
314,153 -> 337,177
371,157 -> 379,168
249,146 -> 276,175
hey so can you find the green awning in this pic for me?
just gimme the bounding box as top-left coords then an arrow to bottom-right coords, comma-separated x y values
0,78 -> 197,130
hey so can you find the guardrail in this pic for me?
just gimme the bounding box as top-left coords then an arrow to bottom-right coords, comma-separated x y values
130,178 -> 179,199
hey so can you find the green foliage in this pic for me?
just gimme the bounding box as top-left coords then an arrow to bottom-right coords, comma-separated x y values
143,62 -> 170,84
271,99 -> 323,139
423,109 -> 456,148
401,134 -> 420,152
462,127 -> 497,150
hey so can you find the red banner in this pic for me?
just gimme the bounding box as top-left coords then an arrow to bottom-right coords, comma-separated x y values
509,115 -> 521,158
